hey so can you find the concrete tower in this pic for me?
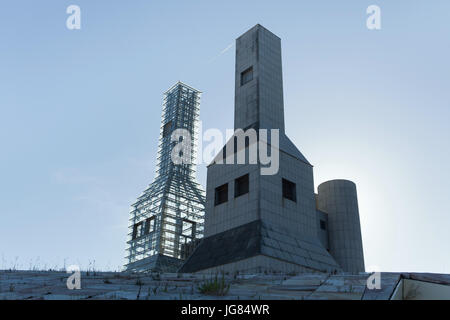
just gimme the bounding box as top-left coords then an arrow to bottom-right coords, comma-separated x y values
180,25 -> 347,274
317,180 -> 365,272
125,82 -> 205,272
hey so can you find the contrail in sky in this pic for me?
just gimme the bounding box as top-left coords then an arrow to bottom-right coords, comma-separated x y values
207,42 -> 234,64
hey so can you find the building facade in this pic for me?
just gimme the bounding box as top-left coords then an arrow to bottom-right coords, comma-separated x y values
180,25 -> 364,274
125,82 -> 205,272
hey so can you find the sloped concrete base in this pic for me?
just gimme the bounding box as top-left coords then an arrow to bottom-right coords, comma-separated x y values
179,220 -> 341,274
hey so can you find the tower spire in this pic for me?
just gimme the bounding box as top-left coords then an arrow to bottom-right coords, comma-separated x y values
234,24 -> 285,133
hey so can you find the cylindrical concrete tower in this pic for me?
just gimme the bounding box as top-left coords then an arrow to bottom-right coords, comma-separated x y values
317,180 -> 365,273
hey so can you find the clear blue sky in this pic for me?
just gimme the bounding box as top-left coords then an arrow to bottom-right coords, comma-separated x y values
1,0 -> 449,272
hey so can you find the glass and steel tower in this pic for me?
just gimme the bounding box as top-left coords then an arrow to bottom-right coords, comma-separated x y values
125,82 -> 205,272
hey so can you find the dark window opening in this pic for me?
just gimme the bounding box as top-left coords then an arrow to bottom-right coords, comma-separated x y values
282,178 -> 297,202
235,174 -> 249,198
132,224 -> 138,240
133,217 -> 155,240
163,121 -> 172,137
132,221 -> 143,240
320,219 -> 327,230
241,67 -> 253,86
214,183 -> 228,206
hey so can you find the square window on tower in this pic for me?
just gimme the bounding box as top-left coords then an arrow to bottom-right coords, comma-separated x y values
241,67 -> 253,86
235,174 -> 249,198
214,183 -> 228,206
282,178 -> 297,202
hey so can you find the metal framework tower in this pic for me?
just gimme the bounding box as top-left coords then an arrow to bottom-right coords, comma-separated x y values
125,82 -> 205,272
